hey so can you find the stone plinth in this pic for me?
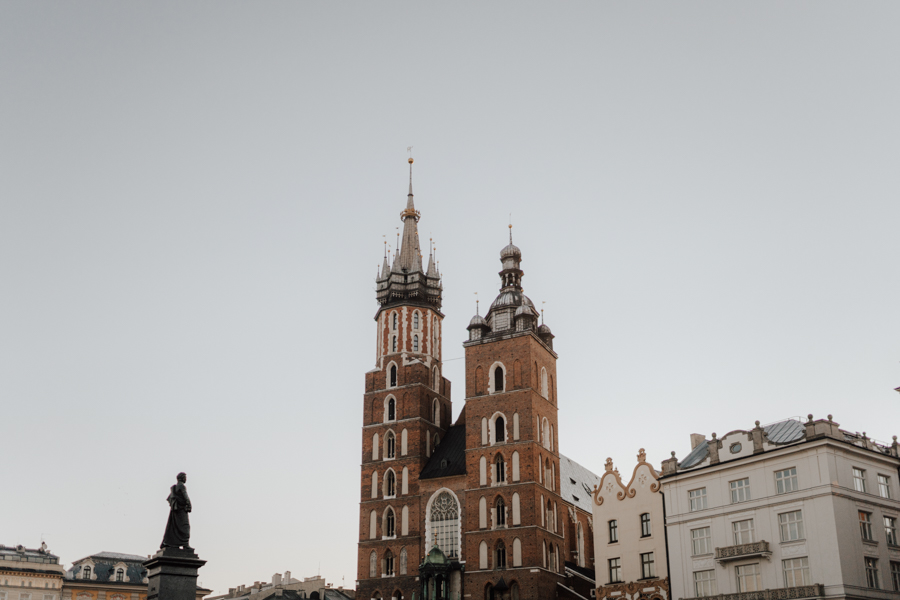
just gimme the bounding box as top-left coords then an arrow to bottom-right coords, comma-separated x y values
143,548 -> 206,600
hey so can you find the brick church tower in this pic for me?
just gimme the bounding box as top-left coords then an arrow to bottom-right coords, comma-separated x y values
357,162 -> 598,600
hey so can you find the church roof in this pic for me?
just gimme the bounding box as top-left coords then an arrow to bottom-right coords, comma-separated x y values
559,454 -> 602,513
420,424 -> 467,480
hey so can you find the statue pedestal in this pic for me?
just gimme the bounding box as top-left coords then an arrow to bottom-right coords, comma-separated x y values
143,548 -> 206,600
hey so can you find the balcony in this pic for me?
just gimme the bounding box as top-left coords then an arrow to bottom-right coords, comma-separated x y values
682,583 -> 824,600
715,541 -> 772,563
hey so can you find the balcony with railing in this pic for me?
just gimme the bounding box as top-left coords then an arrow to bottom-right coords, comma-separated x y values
714,540 -> 772,563
682,583 -> 824,600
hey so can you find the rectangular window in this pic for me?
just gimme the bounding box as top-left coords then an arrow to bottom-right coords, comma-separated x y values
854,467 -> 867,493
640,513 -> 652,537
693,570 -> 717,597
691,527 -> 712,556
891,561 -> 900,592
885,516 -> 898,546
608,520 -> 618,543
733,519 -> 755,545
779,510 -> 805,542
730,478 -> 751,503
640,552 -> 655,579
735,563 -> 762,592
775,467 -> 799,494
783,557 -> 810,587
608,558 -> 622,583
866,557 -> 880,589
880,475 -> 893,499
860,511 -> 874,541
689,488 -> 708,512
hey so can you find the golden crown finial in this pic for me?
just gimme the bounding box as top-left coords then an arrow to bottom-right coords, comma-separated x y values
408,158 -> 414,164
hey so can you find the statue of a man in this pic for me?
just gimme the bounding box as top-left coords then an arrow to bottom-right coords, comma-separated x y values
161,472 -> 192,550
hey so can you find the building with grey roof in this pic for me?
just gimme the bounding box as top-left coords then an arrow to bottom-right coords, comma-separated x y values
659,414 -> 900,600
0,542 -> 66,600
62,550 -> 210,600
205,573 -> 353,600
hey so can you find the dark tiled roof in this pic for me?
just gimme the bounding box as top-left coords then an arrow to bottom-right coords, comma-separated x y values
559,455 -> 602,512
420,424 -> 466,479
69,553 -> 147,584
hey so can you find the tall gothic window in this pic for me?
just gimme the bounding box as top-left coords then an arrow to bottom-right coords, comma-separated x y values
495,416 -> 505,443
399,548 -> 407,575
392,336 -> 397,353
413,312 -> 419,329
384,550 -> 394,576
433,366 -> 440,390
386,431 -> 396,459
430,491 -> 460,558
387,398 -> 395,421
494,366 -> 504,392
390,365 -> 397,387
433,399 -> 440,426
369,551 -> 377,577
413,335 -> 419,351
385,470 -> 396,497
392,313 -> 397,330
496,497 -> 506,527
495,541 -> 507,569
384,508 -> 396,537
495,454 -> 506,483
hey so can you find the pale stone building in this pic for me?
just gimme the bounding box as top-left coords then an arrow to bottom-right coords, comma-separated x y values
63,551 -> 209,600
660,415 -> 900,600
0,543 -> 65,600
205,573 -> 353,600
591,450 -> 669,600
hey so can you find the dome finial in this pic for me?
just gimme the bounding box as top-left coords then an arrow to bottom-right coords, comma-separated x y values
475,292 -> 479,316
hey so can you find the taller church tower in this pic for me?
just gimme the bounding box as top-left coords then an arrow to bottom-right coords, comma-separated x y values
357,160 -> 452,600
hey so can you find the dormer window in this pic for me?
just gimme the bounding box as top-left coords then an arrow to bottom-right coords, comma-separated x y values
116,568 -> 124,582
82,567 -> 91,580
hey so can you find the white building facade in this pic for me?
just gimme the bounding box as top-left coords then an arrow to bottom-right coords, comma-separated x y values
660,415 -> 900,600
591,449 -> 669,600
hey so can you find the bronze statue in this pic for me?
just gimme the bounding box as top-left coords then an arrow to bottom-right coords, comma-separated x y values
161,472 -> 192,550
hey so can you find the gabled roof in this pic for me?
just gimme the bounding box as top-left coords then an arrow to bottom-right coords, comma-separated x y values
559,454 -> 602,512
420,424 -> 466,480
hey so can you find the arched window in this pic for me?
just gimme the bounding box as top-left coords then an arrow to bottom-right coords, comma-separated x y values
496,497 -> 506,527
494,365 -> 504,392
413,335 -> 419,351
384,470 -> 396,497
512,492 -> 521,525
548,543 -> 556,571
82,567 -> 91,580
433,366 -> 440,390
369,551 -> 377,577
384,507 -> 395,537
383,549 -> 394,576
392,313 -> 398,330
385,431 -> 395,459
116,568 -> 124,582
429,491 -> 461,558
392,336 -> 397,353
372,433 -> 379,460
547,500 -> 554,532
433,398 -> 441,426
495,454 -> 506,484
399,548 -> 408,575
495,416 -> 506,443
510,581 -> 520,600
484,583 -> 492,600
413,312 -> 419,329
541,367 -> 548,398
389,364 -> 397,387
495,541 -> 507,569
512,538 -> 522,567
387,397 -> 395,421
542,418 -> 551,450
371,471 -> 378,499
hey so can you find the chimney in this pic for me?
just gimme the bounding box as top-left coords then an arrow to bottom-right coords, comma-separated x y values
272,573 -> 282,586
284,571 -> 291,583
690,434 -> 706,449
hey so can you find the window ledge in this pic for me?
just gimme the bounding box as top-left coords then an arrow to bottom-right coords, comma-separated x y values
862,539 -> 878,546
690,553 -> 713,558
779,539 -> 807,546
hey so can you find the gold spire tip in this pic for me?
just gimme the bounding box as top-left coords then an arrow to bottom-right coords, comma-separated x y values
408,158 -> 414,164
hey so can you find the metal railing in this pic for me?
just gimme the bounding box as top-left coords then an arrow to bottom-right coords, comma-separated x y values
682,583 -> 824,600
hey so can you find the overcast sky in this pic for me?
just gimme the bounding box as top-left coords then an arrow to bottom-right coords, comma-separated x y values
2,2 -> 898,595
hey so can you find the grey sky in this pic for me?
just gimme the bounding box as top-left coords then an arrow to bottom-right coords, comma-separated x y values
2,2 -> 898,595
